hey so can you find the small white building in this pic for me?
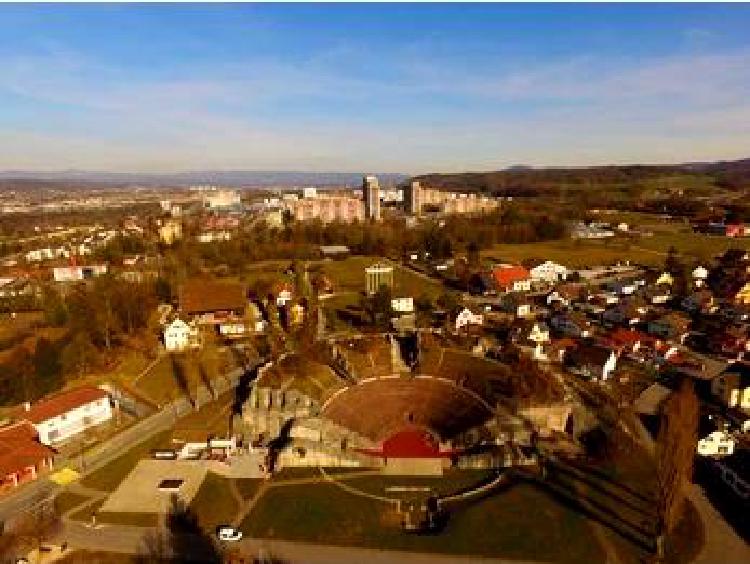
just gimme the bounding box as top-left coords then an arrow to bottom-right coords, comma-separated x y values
52,264 -> 108,282
163,318 -> 200,351
455,307 -> 483,331
693,266 -> 709,287
530,261 -> 569,283
24,387 -> 112,445
697,431 -> 735,457
391,297 -> 414,313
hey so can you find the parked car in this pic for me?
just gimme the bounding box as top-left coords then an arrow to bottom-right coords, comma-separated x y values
216,525 -> 243,542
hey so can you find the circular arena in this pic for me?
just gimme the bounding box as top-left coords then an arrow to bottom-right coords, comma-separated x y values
321,375 -> 494,444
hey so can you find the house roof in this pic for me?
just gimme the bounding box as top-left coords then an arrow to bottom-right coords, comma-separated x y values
569,344 -> 613,367
0,422 -> 54,475
608,327 -> 653,346
19,387 -> 108,424
492,265 -> 530,288
179,280 -> 246,314
722,361 -> 750,388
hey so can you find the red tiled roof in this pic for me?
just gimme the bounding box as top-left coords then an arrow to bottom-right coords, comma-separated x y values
0,422 -> 54,476
179,280 -> 246,314
492,265 -> 530,288
20,387 -> 108,424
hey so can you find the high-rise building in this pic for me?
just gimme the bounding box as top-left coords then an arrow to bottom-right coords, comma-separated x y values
365,263 -> 394,295
363,175 -> 381,221
406,181 -> 422,216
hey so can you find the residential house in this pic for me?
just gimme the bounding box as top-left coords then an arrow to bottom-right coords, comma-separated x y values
647,312 -> 691,341
693,266 -> 709,288
711,362 -> 750,411
551,312 -> 593,338
468,272 -> 496,296
455,307 -> 484,331
606,327 -> 655,356
682,289 -> 717,314
566,345 -> 619,381
0,422 -> 55,491
530,260 -> 569,283
163,318 -> 200,351
602,304 -> 642,327
179,280 -> 247,324
272,282 -> 295,307
492,264 -> 532,293
391,297 -> 415,313
735,282 -> 750,306
197,230 -> 233,243
500,293 -> 533,318
655,272 -> 674,287
158,218 -> 183,245
52,264 -> 108,283
21,387 -> 112,446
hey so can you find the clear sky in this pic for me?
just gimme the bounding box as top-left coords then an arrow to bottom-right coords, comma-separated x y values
1,3 -> 749,174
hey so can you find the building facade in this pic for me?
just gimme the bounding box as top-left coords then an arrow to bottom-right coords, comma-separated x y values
24,387 -> 113,446
365,263 -> 394,295
363,175 -> 381,221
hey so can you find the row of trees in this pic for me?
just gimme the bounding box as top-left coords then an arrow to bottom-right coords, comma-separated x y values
0,276 -> 160,406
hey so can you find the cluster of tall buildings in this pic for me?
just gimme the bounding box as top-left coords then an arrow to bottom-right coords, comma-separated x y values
283,176 -> 500,224
405,181 -> 499,216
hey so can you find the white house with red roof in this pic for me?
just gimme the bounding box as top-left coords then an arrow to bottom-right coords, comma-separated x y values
492,264 -> 531,293
21,387 -> 112,445
0,421 -> 55,491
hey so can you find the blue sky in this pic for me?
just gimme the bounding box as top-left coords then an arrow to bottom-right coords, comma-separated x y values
1,3 -> 749,173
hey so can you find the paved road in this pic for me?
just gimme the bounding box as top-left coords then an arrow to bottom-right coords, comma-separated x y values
55,519 -> 536,564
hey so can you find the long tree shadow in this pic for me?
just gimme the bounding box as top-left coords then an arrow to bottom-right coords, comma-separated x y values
525,471 -> 656,553
548,458 -> 655,517
136,494 -> 221,563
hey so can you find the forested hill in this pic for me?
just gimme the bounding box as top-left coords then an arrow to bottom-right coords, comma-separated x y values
412,158 -> 750,198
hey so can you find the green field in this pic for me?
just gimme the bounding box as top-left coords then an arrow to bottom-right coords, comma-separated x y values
189,473 -> 239,530
240,477 -> 618,562
483,229 -> 750,269
80,430 -> 172,492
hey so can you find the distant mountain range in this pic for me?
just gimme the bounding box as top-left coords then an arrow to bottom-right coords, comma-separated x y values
0,170 -> 408,188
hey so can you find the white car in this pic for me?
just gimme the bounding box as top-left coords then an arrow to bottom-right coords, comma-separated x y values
216,525 -> 243,542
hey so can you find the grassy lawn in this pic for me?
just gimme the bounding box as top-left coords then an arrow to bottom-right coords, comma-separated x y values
172,390 -> 233,436
58,550 -> 158,563
189,473 -> 239,530
240,478 -> 614,562
80,430 -> 172,492
234,478 -> 263,500
483,239 -> 666,268
317,256 -> 444,298
54,491 -> 91,515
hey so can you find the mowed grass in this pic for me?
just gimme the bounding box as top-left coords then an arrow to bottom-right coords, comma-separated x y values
317,256 -> 444,298
54,491 -> 91,515
235,478 -> 263,500
80,430 -> 172,492
240,478 -> 610,562
189,473 -> 239,530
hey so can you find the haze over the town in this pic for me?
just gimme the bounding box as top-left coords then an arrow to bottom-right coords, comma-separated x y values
1,3 -> 750,173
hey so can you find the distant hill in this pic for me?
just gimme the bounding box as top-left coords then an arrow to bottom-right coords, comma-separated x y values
0,170 -> 407,189
412,158 -> 750,198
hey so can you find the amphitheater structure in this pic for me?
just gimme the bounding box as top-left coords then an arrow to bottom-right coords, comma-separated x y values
242,333 -> 572,476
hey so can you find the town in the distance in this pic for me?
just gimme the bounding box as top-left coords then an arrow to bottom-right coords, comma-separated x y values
0,160 -> 749,563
